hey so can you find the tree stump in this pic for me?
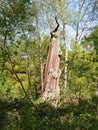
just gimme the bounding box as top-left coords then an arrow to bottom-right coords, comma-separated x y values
42,18 -> 62,106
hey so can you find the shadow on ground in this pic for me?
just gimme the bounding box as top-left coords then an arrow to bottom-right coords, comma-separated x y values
0,96 -> 98,130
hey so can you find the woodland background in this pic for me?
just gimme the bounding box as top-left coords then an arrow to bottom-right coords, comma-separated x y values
0,0 -> 98,129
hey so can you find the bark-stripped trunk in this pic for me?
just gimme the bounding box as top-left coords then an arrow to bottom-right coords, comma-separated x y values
42,18 -> 62,105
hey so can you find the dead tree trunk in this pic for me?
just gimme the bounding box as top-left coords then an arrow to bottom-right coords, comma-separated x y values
42,18 -> 62,105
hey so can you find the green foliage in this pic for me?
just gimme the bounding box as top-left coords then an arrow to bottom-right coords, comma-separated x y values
0,97 -> 98,130
82,26 -> 98,55
66,36 -> 98,100
0,0 -> 36,43
0,34 -> 49,99
0,0 -> 98,129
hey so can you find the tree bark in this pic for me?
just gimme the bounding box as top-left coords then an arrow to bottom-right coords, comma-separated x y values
43,18 -> 62,106
62,22 -> 68,89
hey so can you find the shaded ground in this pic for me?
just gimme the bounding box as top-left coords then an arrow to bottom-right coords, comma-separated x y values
0,96 -> 98,130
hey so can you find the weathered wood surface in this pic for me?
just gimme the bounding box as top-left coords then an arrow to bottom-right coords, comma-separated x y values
43,19 -> 62,101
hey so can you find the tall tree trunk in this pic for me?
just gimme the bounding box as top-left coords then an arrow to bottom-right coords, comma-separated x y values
27,50 -> 32,97
63,23 -> 68,89
43,18 -> 62,106
34,0 -> 44,94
